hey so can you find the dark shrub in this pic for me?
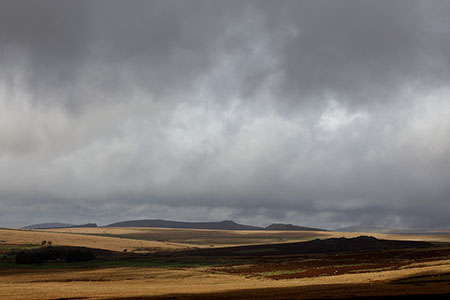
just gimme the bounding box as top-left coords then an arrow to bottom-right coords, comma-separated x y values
15,247 -> 95,264
15,251 -> 37,264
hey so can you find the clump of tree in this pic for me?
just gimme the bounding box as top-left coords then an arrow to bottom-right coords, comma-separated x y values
15,247 -> 95,264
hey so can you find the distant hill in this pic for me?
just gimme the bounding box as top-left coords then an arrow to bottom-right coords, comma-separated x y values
265,223 -> 328,231
24,222 -> 97,229
106,219 -> 261,230
106,219 -> 329,231
334,225 -> 394,233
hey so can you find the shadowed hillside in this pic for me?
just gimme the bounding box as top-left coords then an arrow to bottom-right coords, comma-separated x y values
171,236 -> 433,257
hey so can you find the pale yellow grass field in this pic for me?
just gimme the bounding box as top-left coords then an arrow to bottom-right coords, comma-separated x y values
0,228 -> 193,252
43,227 -> 330,248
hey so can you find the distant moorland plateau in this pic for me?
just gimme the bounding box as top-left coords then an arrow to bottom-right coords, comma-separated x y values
23,219 -> 328,232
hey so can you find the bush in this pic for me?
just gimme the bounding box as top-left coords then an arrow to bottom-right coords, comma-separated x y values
15,251 -> 38,264
15,247 -> 95,264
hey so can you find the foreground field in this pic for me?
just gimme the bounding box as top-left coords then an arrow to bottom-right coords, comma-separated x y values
1,227 -> 450,299
2,257 -> 450,300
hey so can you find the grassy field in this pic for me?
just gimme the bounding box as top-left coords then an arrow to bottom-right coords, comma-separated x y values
1,227 -> 450,299
41,227 -> 331,248
12,226 -> 450,251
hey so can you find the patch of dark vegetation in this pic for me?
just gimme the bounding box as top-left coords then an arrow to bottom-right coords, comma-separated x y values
392,273 -> 450,285
308,296 -> 450,300
15,246 -> 95,264
53,298 -> 88,300
209,246 -> 450,280
104,290 -> 450,300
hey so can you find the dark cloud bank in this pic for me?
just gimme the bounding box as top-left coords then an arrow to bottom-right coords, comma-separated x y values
1,0 -> 450,229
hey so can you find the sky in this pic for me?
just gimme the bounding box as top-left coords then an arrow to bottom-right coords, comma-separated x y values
1,0 -> 450,229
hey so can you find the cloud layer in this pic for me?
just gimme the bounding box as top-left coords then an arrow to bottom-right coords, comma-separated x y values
1,0 -> 450,228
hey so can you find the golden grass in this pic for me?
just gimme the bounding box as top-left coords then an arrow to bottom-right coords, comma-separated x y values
41,227 -> 329,248
0,228 -> 191,252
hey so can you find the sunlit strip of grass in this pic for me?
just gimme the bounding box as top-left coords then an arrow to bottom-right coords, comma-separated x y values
258,269 -> 306,277
346,266 -> 397,273
0,257 -> 254,270
0,244 -> 43,251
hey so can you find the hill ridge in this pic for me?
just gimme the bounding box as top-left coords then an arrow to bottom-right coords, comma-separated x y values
265,223 -> 328,231
105,219 -> 261,230
24,222 -> 97,229
106,219 -> 328,231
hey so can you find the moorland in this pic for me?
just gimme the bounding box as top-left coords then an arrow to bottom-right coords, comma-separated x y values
1,225 -> 450,299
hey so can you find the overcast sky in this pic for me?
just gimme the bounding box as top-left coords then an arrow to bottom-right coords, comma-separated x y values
1,0 -> 450,229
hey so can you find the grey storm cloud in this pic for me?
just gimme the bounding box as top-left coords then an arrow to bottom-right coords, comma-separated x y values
1,0 -> 450,229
